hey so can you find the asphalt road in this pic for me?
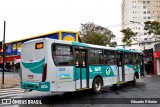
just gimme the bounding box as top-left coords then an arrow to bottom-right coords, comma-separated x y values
0,70 -> 19,78
17,75 -> 160,107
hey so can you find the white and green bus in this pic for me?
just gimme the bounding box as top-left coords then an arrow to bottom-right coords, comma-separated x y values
20,38 -> 143,93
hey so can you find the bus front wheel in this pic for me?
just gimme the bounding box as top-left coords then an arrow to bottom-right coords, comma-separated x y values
92,77 -> 102,94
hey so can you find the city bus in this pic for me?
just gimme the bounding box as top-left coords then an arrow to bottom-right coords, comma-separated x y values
20,38 -> 143,93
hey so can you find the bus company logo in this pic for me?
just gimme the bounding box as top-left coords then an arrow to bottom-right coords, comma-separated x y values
94,67 -> 101,72
28,75 -> 34,79
106,67 -> 111,75
64,35 -> 75,41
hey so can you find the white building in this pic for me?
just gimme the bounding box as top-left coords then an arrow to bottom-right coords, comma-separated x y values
121,0 -> 160,50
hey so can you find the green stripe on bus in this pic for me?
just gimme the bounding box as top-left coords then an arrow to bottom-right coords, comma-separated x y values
21,58 -> 45,74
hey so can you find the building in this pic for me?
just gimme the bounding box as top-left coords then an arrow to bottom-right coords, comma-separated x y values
153,43 -> 160,75
121,0 -> 160,50
0,30 -> 80,71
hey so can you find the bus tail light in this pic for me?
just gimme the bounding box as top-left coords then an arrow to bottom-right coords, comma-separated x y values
42,63 -> 47,82
19,67 -> 22,80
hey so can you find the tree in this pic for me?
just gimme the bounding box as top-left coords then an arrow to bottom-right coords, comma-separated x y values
144,21 -> 160,41
79,22 -> 116,46
109,41 -> 117,47
121,28 -> 137,46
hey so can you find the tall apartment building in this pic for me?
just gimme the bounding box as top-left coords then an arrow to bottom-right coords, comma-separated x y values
121,0 -> 160,50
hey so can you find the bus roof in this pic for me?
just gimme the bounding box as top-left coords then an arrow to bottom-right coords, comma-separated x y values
23,38 -> 143,54
72,41 -> 117,50
117,48 -> 143,53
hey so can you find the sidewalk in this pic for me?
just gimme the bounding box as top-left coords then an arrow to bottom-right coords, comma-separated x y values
0,77 -> 20,89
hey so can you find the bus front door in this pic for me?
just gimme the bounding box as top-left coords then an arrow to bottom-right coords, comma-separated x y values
118,53 -> 124,81
75,49 -> 88,89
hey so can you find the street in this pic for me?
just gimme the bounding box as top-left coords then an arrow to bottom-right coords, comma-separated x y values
0,74 -> 160,107
0,71 -> 19,78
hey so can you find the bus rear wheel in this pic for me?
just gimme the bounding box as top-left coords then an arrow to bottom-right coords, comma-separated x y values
92,77 -> 102,94
132,75 -> 137,85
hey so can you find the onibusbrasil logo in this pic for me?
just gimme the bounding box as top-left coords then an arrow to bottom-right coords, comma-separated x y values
106,67 -> 111,75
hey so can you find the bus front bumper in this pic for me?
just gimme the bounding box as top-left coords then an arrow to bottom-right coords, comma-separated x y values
20,80 -> 50,92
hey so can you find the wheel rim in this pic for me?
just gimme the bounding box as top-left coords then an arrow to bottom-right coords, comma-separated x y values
95,81 -> 101,91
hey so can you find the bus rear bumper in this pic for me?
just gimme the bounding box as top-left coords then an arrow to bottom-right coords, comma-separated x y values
20,80 -> 50,92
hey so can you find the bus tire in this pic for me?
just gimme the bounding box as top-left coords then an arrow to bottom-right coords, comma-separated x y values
132,75 -> 136,85
112,84 -> 117,91
92,77 -> 102,94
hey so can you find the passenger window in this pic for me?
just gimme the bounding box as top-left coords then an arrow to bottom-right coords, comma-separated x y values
104,50 -> 116,65
52,45 -> 74,66
132,54 -> 140,64
90,49 -> 103,65
124,53 -> 132,64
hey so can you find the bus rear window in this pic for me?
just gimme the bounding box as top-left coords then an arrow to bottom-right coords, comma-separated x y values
52,45 -> 74,66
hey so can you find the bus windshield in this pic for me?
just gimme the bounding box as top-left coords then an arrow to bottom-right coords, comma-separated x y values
52,45 -> 74,66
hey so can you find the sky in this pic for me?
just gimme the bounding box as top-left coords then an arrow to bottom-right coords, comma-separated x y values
0,0 -> 122,44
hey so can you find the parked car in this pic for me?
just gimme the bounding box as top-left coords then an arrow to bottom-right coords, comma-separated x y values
0,64 -> 10,72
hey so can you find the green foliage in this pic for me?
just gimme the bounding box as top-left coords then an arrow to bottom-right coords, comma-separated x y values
144,21 -> 160,36
121,28 -> 137,46
79,22 -> 116,46
109,41 -> 117,47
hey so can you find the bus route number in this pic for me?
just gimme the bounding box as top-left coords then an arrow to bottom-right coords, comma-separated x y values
59,68 -> 65,71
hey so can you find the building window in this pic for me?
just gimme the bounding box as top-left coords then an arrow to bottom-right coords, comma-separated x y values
147,1 -> 150,3
144,38 -> 147,40
148,17 -> 151,19
144,33 -> 147,35
144,11 -> 146,14
143,1 -> 146,4
143,17 -> 146,19
147,11 -> 150,14
143,6 -> 146,9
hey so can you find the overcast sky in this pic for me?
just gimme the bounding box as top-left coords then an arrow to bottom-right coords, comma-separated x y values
0,0 -> 122,44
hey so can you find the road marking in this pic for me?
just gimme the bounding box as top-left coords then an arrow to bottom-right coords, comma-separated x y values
0,90 -> 24,93
0,87 -> 25,99
0,87 -> 22,91
0,93 -> 23,99
0,91 -> 24,96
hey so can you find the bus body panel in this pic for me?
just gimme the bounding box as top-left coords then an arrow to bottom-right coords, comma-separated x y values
124,64 -> 141,82
20,38 -> 143,93
21,39 -> 46,82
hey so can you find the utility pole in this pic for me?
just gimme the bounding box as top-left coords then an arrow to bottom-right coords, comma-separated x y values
2,21 -> 6,84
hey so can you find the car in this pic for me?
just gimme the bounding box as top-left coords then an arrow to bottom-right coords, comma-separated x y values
0,67 -> 10,72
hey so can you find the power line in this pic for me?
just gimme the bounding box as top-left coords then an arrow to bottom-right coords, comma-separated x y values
117,39 -> 160,46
